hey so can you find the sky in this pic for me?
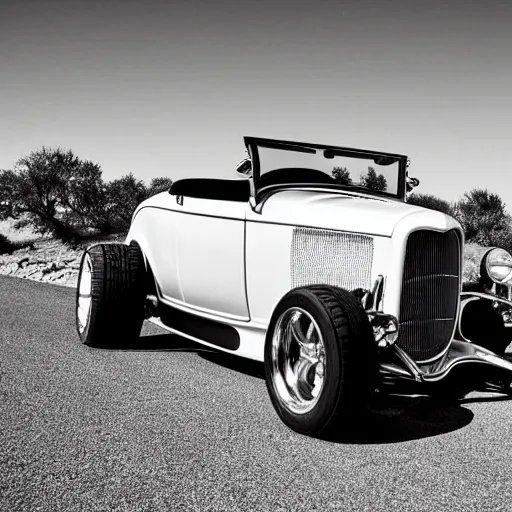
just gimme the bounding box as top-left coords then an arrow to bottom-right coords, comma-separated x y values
1,0 -> 511,207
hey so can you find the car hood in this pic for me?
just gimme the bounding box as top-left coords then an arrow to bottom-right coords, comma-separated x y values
257,189 -> 454,237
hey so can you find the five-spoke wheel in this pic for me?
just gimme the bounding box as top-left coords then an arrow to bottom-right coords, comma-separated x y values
264,285 -> 377,436
270,307 -> 326,414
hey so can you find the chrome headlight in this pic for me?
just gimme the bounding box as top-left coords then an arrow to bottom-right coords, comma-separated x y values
482,248 -> 512,284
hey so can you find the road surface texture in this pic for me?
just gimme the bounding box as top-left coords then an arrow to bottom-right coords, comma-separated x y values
2,275 -> 512,511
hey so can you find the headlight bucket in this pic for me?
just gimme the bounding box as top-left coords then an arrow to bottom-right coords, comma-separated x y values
481,248 -> 512,285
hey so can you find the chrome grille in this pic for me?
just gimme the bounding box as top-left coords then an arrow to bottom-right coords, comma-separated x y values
397,229 -> 460,362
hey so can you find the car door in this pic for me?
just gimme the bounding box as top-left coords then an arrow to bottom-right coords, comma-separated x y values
170,195 -> 249,321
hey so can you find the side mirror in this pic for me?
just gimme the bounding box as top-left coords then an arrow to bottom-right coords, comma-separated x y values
235,158 -> 252,178
406,176 -> 420,192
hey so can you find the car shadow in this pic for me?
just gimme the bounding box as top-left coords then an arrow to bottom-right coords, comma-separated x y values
92,333 -> 215,353
193,346 -> 479,444
318,395 -> 475,444
94,331 -> 512,444
198,350 -> 265,380
92,331 -> 267,377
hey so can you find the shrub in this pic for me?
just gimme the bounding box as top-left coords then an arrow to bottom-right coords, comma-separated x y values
146,177 -> 173,197
103,173 -> 148,233
407,193 -> 454,216
0,233 -> 16,255
90,175 -> 174,234
455,189 -> 512,249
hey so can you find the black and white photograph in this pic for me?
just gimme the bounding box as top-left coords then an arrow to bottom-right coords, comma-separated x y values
1,1 -> 512,510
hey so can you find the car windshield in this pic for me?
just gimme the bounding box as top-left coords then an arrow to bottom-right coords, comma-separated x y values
245,138 -> 408,200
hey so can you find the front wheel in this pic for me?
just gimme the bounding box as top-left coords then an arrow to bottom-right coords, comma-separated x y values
76,243 -> 146,347
264,285 -> 377,436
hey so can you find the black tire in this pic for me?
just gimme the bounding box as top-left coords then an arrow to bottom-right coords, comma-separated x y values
460,298 -> 510,354
264,285 -> 377,436
76,243 -> 146,347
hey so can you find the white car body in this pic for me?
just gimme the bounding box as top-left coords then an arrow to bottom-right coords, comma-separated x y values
126,137 -> 463,364
76,137 -> 512,435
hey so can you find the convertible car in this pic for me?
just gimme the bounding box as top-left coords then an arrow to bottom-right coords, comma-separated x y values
75,137 -> 512,436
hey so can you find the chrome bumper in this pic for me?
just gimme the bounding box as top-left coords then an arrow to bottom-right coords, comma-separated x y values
378,290 -> 512,389
380,339 -> 512,386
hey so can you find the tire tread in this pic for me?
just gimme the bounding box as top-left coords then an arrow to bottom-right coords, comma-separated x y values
77,243 -> 145,346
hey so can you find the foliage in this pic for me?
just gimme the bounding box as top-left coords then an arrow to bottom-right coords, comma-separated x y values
104,173 -> 149,233
9,147 -> 511,256
0,148 -> 102,243
360,167 -> 387,192
463,243 -> 490,283
92,175 -> 173,234
331,167 -> 352,186
407,193 -> 454,216
455,189 -> 512,249
146,177 -> 173,197
1,147 -> 173,241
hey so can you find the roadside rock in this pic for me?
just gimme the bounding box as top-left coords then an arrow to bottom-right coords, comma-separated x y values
0,239 -> 84,288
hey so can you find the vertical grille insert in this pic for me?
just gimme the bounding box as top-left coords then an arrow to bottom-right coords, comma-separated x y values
397,229 -> 460,362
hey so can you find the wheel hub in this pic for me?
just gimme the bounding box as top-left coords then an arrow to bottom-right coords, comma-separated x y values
271,308 -> 326,414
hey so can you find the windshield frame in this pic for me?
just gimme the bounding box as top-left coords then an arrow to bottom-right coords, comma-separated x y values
244,137 -> 409,202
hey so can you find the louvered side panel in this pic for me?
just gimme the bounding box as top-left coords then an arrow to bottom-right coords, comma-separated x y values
290,228 -> 373,292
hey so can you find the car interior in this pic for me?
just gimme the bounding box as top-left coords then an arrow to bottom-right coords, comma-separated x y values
169,178 -> 251,202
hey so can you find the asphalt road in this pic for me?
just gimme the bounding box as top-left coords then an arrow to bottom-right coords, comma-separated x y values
2,275 -> 512,511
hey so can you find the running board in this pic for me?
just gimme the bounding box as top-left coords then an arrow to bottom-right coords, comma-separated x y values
157,301 -> 240,351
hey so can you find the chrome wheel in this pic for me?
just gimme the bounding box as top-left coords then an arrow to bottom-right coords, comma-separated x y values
270,307 -> 326,415
77,254 -> 93,333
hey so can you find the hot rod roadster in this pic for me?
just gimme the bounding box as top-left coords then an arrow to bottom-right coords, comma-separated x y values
76,137 -> 512,436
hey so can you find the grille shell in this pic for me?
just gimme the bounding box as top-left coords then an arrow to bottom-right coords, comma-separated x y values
397,229 -> 461,362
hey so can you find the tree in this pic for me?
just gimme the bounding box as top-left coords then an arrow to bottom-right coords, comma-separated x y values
0,147 -> 104,242
146,177 -> 173,197
407,193 -> 454,216
360,167 -> 387,192
104,173 -> 148,232
331,167 -> 352,186
455,189 -> 512,248
0,147 -> 178,239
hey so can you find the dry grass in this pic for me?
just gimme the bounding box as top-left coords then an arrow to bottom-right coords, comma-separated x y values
0,218 -> 43,244
463,243 -> 489,283
0,218 -> 125,249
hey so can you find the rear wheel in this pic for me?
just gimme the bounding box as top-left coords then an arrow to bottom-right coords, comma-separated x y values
264,285 -> 377,436
76,243 -> 146,347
